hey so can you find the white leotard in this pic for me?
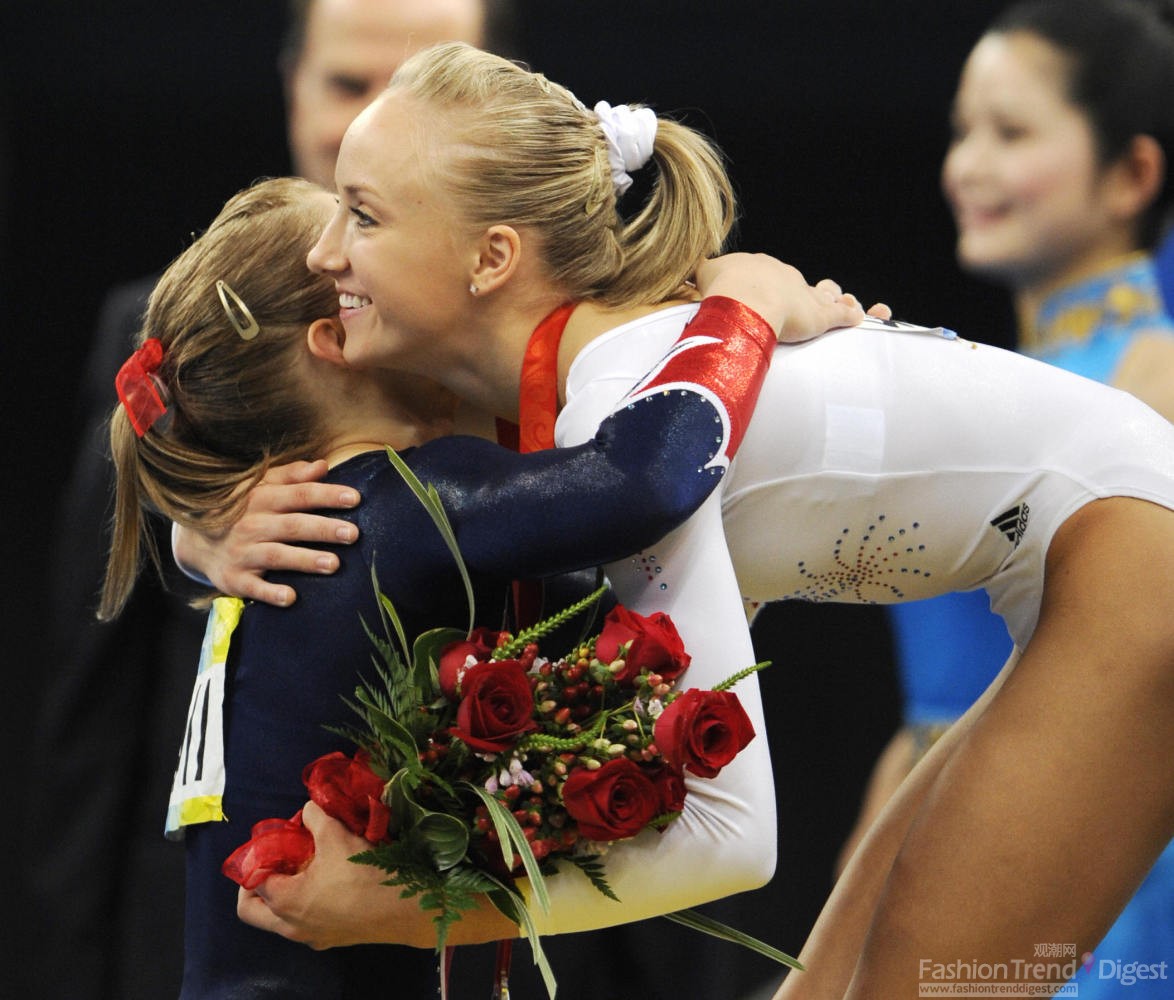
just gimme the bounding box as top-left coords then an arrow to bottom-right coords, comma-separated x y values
534,305 -> 1174,935
564,307 -> 1174,648
164,300 -> 1174,947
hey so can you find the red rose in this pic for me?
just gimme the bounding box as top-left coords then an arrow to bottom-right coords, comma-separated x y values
649,764 -> 687,816
562,758 -> 660,842
222,812 -> 315,890
302,750 -> 391,842
439,627 -> 506,700
594,606 -> 691,685
653,689 -> 755,779
448,660 -> 538,753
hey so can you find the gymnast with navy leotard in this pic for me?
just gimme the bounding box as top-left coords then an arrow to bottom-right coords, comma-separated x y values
99,176 -> 841,998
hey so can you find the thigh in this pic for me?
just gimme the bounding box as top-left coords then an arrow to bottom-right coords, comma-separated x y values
847,498 -> 1174,997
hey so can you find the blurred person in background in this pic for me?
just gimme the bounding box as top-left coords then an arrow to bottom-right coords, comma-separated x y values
842,2 -> 1174,997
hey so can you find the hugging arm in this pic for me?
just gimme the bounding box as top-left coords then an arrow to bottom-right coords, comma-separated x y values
234,270 -> 802,950
171,460 -> 360,607
175,254 -> 877,603
432,296 -> 774,578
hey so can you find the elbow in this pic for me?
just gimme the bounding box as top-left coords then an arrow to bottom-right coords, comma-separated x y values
637,482 -> 712,540
724,813 -> 777,894
740,834 -> 777,892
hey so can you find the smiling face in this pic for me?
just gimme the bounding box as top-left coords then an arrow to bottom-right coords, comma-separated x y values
307,90 -> 481,373
942,31 -> 1128,292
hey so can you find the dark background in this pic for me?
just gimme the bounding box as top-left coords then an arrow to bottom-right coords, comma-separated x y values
1,1 -> 1011,993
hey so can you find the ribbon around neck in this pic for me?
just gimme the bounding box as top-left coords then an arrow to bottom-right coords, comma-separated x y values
115,337 -> 169,436
594,100 -> 657,197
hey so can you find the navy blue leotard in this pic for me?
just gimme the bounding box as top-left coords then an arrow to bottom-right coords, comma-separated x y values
177,297 -> 774,998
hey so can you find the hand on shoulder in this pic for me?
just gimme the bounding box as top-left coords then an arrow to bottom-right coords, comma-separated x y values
695,253 -> 890,341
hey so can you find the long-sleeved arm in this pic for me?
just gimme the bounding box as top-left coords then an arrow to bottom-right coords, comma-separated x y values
408,296 -> 778,583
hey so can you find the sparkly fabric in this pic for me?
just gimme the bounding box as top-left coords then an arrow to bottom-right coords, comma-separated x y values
558,311 -> 1174,649
891,254 -> 1174,724
885,257 -> 1174,1000
555,303 -> 1174,968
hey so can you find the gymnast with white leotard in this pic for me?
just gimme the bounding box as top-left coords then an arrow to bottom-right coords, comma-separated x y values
179,44 -> 1174,999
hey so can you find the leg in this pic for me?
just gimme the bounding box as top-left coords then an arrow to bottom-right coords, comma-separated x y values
776,497 -> 1174,1000
846,498 -> 1174,996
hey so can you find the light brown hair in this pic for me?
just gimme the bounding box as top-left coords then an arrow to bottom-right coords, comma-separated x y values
100,177 -> 338,620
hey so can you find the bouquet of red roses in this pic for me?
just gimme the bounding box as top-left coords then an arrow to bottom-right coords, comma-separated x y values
222,449 -> 797,997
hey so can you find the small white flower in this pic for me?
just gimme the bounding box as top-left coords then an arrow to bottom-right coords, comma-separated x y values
494,754 -> 534,788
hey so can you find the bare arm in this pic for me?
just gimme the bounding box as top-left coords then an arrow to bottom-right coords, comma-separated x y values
832,725 -> 919,880
694,255 -> 890,339
773,652 -> 1016,1000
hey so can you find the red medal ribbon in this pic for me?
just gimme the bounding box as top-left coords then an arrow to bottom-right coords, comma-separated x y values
516,301 -> 575,453
495,302 -> 577,631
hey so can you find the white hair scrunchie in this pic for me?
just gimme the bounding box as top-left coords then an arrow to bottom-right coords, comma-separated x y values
594,100 -> 658,198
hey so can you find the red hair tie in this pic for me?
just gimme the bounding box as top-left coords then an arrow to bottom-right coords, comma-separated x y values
115,338 -> 169,437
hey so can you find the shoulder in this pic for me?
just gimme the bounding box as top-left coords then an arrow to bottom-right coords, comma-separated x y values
567,304 -> 699,390
334,439 -> 510,520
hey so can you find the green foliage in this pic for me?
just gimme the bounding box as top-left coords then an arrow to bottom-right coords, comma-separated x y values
328,448 -> 791,998
662,909 -> 803,971
564,854 -> 618,902
412,627 -> 463,694
354,842 -> 502,951
465,783 -> 550,915
494,584 -> 609,661
384,446 -> 476,635
711,659 -> 771,692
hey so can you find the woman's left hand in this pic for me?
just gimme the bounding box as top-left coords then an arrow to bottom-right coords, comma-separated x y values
815,277 -> 893,323
237,801 -> 519,949
236,801 -> 405,950
694,253 -> 890,342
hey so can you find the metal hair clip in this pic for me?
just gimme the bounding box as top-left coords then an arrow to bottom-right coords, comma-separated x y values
216,279 -> 260,340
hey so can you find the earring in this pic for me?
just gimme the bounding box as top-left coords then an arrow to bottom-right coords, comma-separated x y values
469,283 -> 479,296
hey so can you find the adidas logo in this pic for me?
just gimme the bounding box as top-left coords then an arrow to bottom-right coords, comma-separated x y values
991,502 -> 1030,547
